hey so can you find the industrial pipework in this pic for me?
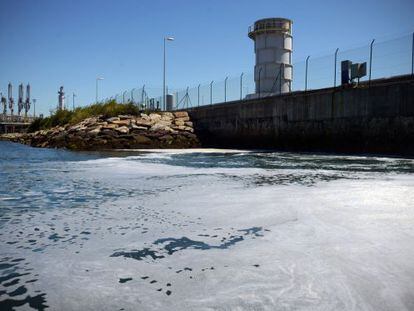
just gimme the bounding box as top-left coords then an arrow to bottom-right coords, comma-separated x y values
18,83 -> 24,116
8,83 -> 14,116
248,18 -> 293,96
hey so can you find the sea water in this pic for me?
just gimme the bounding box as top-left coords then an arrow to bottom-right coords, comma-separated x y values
0,141 -> 413,310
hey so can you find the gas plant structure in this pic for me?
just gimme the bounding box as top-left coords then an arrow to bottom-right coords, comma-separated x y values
1,83 -> 32,117
248,17 -> 293,97
57,86 -> 65,111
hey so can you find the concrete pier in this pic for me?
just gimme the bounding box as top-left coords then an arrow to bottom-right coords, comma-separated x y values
188,75 -> 414,156
0,115 -> 35,133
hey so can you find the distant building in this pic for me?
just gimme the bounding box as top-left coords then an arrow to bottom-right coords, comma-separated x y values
58,86 -> 65,110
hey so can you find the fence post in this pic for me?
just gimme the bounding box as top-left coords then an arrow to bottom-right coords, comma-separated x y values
258,67 -> 262,98
224,76 -> 228,102
240,72 -> 244,100
334,48 -> 339,87
123,90 -> 127,104
197,84 -> 200,107
369,39 -> 375,86
305,55 -> 310,91
279,63 -> 283,94
210,81 -> 214,105
186,87 -> 189,109
411,32 -> 414,76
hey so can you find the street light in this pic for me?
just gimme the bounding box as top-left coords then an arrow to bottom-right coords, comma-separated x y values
163,36 -> 174,111
96,77 -> 104,104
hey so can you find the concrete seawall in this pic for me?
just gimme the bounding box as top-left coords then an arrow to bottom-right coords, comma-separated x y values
188,76 -> 414,156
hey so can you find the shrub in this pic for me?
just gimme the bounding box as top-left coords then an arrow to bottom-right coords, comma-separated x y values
28,100 -> 141,132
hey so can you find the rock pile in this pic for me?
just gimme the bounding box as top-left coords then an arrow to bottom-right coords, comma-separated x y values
2,111 -> 200,150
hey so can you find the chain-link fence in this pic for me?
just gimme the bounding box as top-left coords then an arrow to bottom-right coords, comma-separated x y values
107,32 -> 413,110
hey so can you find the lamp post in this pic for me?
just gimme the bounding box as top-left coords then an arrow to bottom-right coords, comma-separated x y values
334,48 -> 339,87
369,39 -> 375,86
96,77 -> 104,104
163,36 -> 174,111
240,72 -> 244,100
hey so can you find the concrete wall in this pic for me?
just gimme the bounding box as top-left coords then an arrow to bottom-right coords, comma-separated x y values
188,76 -> 414,156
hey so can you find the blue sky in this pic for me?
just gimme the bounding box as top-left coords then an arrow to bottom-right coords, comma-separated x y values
0,0 -> 413,115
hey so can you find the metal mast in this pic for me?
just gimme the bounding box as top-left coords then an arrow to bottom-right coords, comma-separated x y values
18,83 -> 24,116
1,93 -> 6,115
24,84 -> 31,117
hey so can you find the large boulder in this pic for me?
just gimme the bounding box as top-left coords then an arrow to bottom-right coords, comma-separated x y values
133,134 -> 152,145
107,117 -> 120,122
114,126 -> 129,134
87,126 -> 102,135
135,119 -> 153,127
149,113 -> 162,122
150,123 -> 174,132
111,119 -> 131,126
173,111 -> 188,118
102,124 -> 118,129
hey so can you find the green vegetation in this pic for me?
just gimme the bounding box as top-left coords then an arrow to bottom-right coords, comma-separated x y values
28,100 -> 142,132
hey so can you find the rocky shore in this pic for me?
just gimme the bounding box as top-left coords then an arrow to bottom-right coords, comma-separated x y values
1,111 -> 200,150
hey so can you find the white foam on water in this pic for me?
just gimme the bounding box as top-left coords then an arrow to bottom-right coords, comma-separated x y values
1,152 -> 414,310
116,148 -> 252,154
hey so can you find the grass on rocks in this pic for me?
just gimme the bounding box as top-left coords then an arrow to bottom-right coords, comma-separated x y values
28,100 -> 143,132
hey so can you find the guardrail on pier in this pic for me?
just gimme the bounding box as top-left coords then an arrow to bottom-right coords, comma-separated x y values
0,115 -> 36,124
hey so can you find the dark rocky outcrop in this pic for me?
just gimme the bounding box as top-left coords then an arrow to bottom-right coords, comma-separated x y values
1,111 -> 200,150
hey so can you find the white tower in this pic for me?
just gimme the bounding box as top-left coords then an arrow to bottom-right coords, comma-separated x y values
58,86 -> 65,110
248,18 -> 293,96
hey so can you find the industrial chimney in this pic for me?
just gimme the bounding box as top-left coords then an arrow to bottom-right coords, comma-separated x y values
248,18 -> 293,97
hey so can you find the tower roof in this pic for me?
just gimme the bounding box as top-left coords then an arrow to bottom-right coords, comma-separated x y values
248,17 -> 292,39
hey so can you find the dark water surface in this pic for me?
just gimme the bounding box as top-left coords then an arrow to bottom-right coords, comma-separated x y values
1,141 -> 413,310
